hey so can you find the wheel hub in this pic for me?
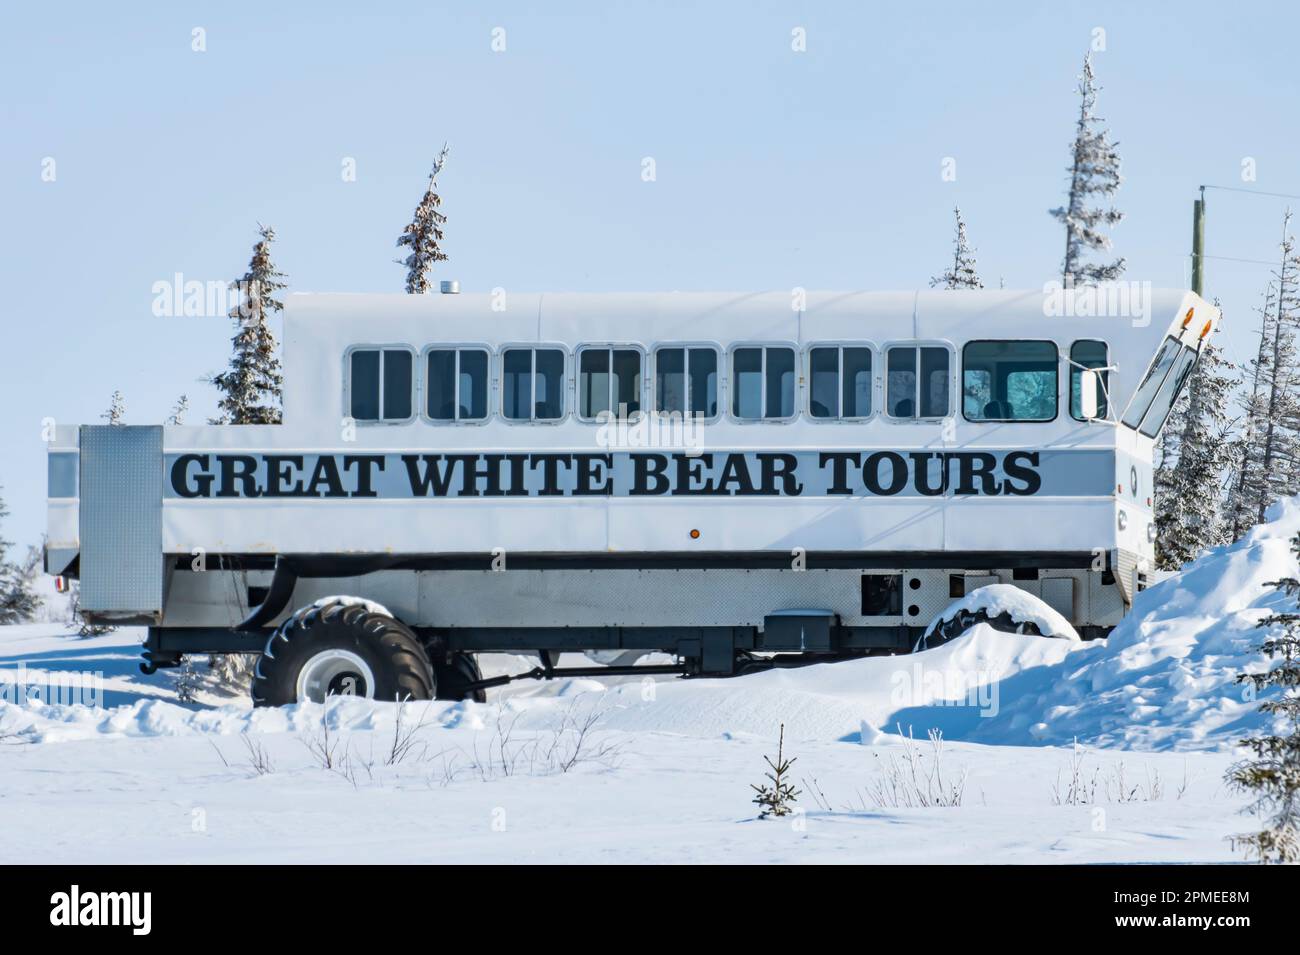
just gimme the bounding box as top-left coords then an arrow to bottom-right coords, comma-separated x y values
296,649 -> 375,702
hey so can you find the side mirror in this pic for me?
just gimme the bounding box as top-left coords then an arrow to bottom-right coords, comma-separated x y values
1079,369 -> 1101,420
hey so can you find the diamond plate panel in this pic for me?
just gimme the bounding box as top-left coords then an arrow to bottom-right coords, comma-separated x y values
79,426 -> 163,616
419,568 -> 865,628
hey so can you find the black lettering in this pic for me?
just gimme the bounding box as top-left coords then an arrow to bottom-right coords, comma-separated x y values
573,454 -> 613,495
758,453 -> 802,496
217,455 -> 261,498
506,454 -> 529,496
715,453 -> 758,496
171,454 -> 212,498
954,452 -> 999,496
672,453 -> 715,495
402,455 -> 456,496
818,452 -> 860,495
445,454 -> 507,497
530,454 -> 571,496
343,455 -> 385,498
1001,451 -> 1041,495
631,454 -> 670,495
862,452 -> 908,496
306,456 -> 346,497
264,455 -> 307,497
909,452 -> 945,496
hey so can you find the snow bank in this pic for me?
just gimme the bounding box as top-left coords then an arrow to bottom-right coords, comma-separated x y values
981,496 -> 1300,751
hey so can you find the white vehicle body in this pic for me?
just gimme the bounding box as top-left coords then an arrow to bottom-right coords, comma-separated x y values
45,288 -> 1217,677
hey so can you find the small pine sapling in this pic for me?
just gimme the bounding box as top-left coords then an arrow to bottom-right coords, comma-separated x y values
751,723 -> 801,818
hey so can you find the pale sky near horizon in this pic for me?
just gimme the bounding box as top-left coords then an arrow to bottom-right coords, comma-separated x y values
3,1 -> 1299,549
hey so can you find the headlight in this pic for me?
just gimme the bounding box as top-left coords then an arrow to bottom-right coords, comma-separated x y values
1117,510 -> 1128,531
1147,523 -> 1157,543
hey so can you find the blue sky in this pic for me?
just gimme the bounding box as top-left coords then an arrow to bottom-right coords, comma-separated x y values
2,1 -> 1298,548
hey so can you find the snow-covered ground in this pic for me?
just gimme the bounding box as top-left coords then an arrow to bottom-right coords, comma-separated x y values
1,499 -> 1296,863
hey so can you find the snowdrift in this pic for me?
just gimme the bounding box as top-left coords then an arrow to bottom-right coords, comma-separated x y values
2,498 -> 1297,753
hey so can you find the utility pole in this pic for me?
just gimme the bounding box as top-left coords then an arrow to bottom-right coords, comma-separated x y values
1191,186 -> 1206,296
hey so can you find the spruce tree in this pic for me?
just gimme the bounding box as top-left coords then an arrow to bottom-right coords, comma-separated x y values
0,490 -> 41,625
930,206 -> 983,290
210,225 -> 285,425
166,395 -> 189,426
1225,215 -> 1300,537
1228,532 -> 1300,863
396,145 -> 450,293
1154,328 -> 1238,569
101,390 -> 125,425
1049,53 -> 1125,286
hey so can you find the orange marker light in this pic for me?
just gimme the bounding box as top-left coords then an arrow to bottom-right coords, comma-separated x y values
1199,319 -> 1213,339
1181,307 -> 1195,329
689,529 -> 701,539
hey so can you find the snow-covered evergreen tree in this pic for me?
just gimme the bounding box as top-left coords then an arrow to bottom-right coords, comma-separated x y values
101,390 -> 125,425
396,144 -> 450,294
174,656 -> 201,704
1049,53 -> 1125,286
930,206 -> 983,290
0,490 -> 41,624
1154,327 -> 1238,569
166,395 -> 189,426
1225,217 -> 1300,538
210,225 -> 285,425
1228,532 -> 1300,863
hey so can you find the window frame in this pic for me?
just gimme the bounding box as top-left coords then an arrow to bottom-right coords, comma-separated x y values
1120,335 -> 1187,434
1068,339 -> 1111,423
419,343 -> 494,426
804,342 -> 878,423
1136,341 -> 1200,439
651,342 -> 723,423
575,343 -> 647,424
343,343 -> 417,426
726,341 -> 801,424
960,339 -> 1061,424
497,343 -> 571,425
880,339 -> 955,423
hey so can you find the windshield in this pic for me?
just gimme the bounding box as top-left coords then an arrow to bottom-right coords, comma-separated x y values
1121,336 -> 1181,430
1137,344 -> 1199,438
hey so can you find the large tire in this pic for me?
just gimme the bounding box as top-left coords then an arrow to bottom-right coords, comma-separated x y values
433,652 -> 487,703
915,608 -> 1041,652
252,600 -> 434,707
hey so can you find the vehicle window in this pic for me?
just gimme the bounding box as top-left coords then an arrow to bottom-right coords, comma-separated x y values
350,347 -> 413,422
810,346 -> 873,418
732,346 -> 796,420
962,341 -> 1057,421
502,347 -> 566,421
1121,337 -> 1181,429
887,345 -> 949,418
1138,344 -> 1198,438
427,348 -> 488,421
1069,340 -> 1109,420
655,346 -> 718,418
579,347 -> 641,420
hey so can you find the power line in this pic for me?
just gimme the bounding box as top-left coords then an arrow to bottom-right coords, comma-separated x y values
1201,184 -> 1300,202
1201,253 -> 1278,267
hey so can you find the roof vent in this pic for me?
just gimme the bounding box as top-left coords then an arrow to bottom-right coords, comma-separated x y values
440,280 -> 460,294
